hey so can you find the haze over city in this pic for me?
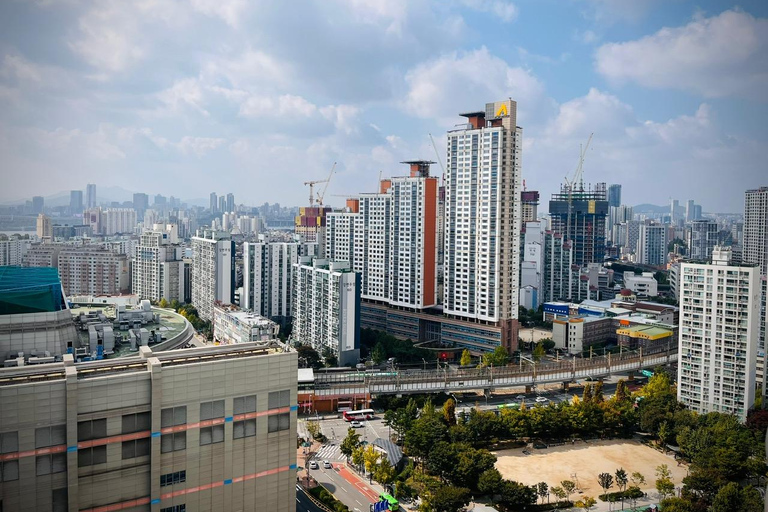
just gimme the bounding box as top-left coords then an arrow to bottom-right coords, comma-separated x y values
1,0 -> 766,212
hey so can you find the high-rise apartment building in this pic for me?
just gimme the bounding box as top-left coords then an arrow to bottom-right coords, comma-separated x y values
36,213 -> 52,239
70,190 -> 83,214
0,343 -> 298,512
102,208 -> 137,235
210,192 -> 218,213
637,222 -> 667,266
191,229 -> 235,321
443,100 -> 522,351
86,183 -> 96,208
608,184 -> 621,208
218,195 -> 227,214
133,192 -> 149,220
242,237 -> 301,321
608,205 -> 633,246
687,219 -> 719,262
521,190 -> 540,223
0,238 -> 30,266
58,246 -> 130,296
326,160 -> 438,310
226,193 -> 235,213
292,257 -> 360,365
133,230 -> 186,302
519,220 -> 545,309
549,182 -> 609,266
31,196 -> 44,214
744,186 -> 768,275
677,246 -> 760,421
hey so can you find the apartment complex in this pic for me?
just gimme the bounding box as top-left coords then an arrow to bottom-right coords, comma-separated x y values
191,229 -> 235,322
37,213 -> 52,239
0,343 -> 297,512
58,246 -> 130,297
637,222 -> 667,266
687,219 -> 718,262
744,186 -> 768,274
242,237 -> 301,321
292,257 -> 360,366
133,230 -> 186,302
0,238 -> 30,266
677,247 -> 760,421
541,232 -> 576,304
213,305 -> 279,345
326,160 -> 438,310
23,244 -> 61,268
443,100 -> 522,351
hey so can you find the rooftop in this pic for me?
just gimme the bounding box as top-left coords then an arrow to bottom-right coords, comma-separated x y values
216,307 -> 276,328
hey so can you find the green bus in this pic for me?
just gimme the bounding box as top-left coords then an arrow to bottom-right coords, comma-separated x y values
379,493 -> 399,511
497,402 -> 520,410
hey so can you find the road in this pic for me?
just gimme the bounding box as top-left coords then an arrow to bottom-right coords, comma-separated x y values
296,485 -> 326,512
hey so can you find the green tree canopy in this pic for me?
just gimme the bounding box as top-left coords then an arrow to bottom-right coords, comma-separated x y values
460,349 -> 472,366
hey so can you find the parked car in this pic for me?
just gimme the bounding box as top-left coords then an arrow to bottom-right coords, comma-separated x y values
323,460 -> 332,469
351,421 -> 363,428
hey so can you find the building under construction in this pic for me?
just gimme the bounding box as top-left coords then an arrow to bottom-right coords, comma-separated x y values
548,182 -> 609,266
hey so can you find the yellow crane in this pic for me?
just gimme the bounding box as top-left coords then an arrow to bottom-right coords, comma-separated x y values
304,162 -> 337,206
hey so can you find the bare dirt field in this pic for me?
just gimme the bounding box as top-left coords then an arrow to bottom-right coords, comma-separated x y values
495,439 -> 687,495
518,327 -> 553,343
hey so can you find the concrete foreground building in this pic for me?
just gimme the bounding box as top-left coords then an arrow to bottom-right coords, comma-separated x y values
292,257 -> 360,366
0,343 -> 297,512
191,229 -> 235,322
677,246 -> 760,421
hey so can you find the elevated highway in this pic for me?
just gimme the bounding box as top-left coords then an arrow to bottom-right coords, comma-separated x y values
313,345 -> 676,398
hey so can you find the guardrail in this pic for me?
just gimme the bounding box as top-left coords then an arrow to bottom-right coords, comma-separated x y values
313,345 -> 677,396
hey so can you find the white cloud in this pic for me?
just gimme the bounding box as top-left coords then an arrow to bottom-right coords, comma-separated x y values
189,0 -> 247,27
69,3 -> 145,72
402,47 -> 544,123
156,78 -> 209,116
460,0 -> 518,23
176,136 -> 226,157
595,9 -> 768,99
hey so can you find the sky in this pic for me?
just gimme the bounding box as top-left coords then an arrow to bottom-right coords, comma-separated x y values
0,0 -> 766,213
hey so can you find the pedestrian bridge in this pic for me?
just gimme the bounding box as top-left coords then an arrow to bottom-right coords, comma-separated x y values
313,346 -> 677,397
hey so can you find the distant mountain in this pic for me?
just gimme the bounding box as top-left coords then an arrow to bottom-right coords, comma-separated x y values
633,203 -> 669,214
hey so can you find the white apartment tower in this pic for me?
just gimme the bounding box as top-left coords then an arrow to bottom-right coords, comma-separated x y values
292,257 -> 360,366
637,222 -> 667,266
325,161 -> 438,310
242,236 -> 300,321
191,229 -> 235,321
0,238 -> 30,266
444,100 -> 522,351
742,186 -> 767,398
677,246 -> 761,421
132,230 -> 186,302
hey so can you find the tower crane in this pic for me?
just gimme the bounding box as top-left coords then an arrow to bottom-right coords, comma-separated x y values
303,162 -> 337,206
563,133 -> 594,244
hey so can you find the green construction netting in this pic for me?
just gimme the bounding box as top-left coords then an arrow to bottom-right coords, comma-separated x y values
0,266 -> 65,315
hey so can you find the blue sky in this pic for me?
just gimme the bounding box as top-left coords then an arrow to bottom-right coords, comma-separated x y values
0,0 -> 766,213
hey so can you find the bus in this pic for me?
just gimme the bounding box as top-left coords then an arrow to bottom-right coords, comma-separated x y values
496,402 -> 520,411
342,408 -> 374,422
375,493 -> 399,511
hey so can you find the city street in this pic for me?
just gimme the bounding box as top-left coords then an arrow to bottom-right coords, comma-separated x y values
295,485 -> 325,512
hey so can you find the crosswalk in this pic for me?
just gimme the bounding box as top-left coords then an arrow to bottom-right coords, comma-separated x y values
313,444 -> 344,461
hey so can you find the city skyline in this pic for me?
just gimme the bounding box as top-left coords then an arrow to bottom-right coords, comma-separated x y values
1,1 -> 766,213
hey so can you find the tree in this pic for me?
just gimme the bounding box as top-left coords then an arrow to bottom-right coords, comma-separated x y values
533,342 -> 546,362
655,464 -> 675,500
561,480 -> 577,503
541,338 -> 556,351
373,457 -> 396,486
443,398 -> 457,426
537,481 -> 549,504
351,445 -> 365,470
498,480 -> 537,510
630,472 -> 645,488
615,468 -> 628,493
583,383 -> 593,404
340,427 -> 361,461
371,342 -> 386,364
615,379 -> 629,403
478,469 -> 503,498
659,497 -> 695,512
425,485 -> 471,512
575,495 -> 597,511
158,298 -> 169,308
306,420 -> 321,440
657,420 -> 671,451
711,482 -> 763,512
551,485 -> 567,505
598,472 -> 614,496
296,344 -> 322,369
363,444 -> 380,475
481,345 -> 509,368
460,349 -> 472,366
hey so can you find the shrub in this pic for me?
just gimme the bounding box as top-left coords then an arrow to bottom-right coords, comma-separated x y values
599,486 -> 644,502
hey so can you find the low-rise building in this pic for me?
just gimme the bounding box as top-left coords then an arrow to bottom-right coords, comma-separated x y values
213,305 -> 279,345
552,315 -> 614,354
623,271 -> 659,297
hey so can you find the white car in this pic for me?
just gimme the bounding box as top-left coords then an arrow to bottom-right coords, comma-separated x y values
309,461 -> 319,470
351,420 -> 363,428
323,460 -> 332,469
515,394 -> 526,400
535,396 -> 549,403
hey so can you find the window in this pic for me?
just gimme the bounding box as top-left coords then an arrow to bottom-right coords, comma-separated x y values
200,425 -> 224,446
233,419 -> 256,439
77,446 -> 107,467
161,432 -> 186,453
122,438 -> 150,459
160,505 -> 186,512
0,432 -> 18,454
52,488 -> 68,512
1,460 -> 19,482
122,412 -> 151,434
77,419 -> 107,441
37,453 -> 67,475
160,470 -> 186,487
200,400 -> 224,421
35,425 -> 66,448
161,407 -> 187,428
268,390 -> 290,409
233,395 -> 257,415
268,413 -> 290,433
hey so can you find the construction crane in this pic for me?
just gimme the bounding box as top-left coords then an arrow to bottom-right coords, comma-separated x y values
563,133 -> 594,244
429,133 -> 446,175
303,162 -> 336,206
